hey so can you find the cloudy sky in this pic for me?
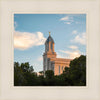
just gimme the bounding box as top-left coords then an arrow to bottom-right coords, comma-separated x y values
14,14 -> 86,72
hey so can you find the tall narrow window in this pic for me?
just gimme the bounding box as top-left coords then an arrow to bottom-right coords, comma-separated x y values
51,43 -> 52,50
62,66 -> 63,71
59,66 -> 60,74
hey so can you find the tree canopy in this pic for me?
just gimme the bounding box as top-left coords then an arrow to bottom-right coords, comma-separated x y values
14,55 -> 86,86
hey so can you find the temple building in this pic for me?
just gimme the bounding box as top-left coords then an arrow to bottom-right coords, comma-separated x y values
43,32 -> 72,75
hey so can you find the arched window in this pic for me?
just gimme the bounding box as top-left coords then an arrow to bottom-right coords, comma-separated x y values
62,66 -> 63,71
59,65 -> 60,74
51,43 -> 52,50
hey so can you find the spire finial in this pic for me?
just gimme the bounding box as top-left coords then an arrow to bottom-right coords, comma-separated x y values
49,31 -> 51,36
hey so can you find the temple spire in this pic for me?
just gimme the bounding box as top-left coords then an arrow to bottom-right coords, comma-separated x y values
49,31 -> 51,36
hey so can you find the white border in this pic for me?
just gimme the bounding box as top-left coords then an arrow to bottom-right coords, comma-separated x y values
0,0 -> 100,100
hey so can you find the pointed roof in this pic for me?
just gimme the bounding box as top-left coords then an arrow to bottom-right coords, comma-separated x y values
45,33 -> 54,44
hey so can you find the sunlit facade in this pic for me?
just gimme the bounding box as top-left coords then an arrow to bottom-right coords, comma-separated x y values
43,33 -> 72,75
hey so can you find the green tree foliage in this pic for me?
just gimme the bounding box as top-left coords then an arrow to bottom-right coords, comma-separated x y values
45,70 -> 54,78
14,62 -> 36,86
44,70 -> 55,86
69,55 -> 86,86
14,62 -> 27,86
14,55 -> 86,86
61,55 -> 86,86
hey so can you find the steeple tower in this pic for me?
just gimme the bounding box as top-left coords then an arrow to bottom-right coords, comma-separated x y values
43,32 -> 56,72
45,32 -> 55,53
49,31 -> 51,36
43,32 -> 72,75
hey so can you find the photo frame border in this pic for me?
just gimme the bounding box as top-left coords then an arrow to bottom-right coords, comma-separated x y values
0,0 -> 100,100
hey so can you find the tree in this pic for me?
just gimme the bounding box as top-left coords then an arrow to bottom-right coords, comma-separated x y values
69,55 -> 86,86
20,62 -> 34,73
44,70 -> 55,86
45,70 -> 54,79
14,62 -> 27,86
14,55 -> 86,86
63,67 -> 70,74
14,62 -> 34,86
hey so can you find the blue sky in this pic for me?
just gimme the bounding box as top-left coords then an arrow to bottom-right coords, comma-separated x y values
14,14 -> 86,72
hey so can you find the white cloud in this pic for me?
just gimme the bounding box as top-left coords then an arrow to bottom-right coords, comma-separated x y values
57,53 -> 66,58
57,52 -> 71,59
58,32 -> 86,59
65,22 -> 71,24
60,16 -> 69,21
60,16 -> 73,24
37,57 -> 43,61
14,31 -> 46,50
71,32 -> 86,45
59,50 -> 81,59
69,45 -> 78,49
72,30 -> 77,34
